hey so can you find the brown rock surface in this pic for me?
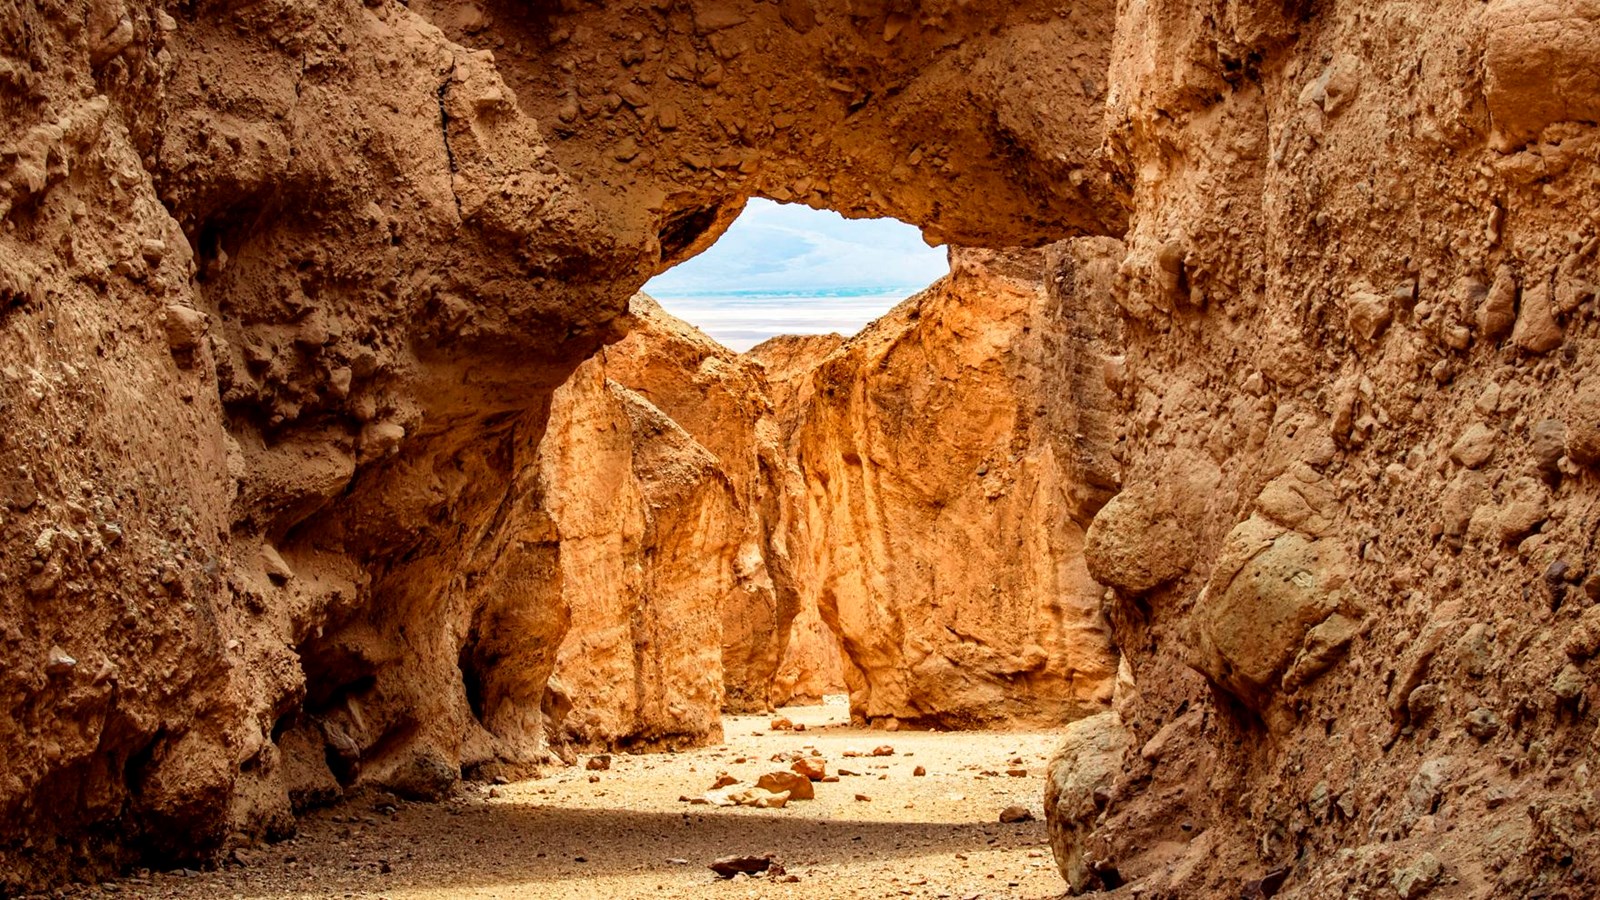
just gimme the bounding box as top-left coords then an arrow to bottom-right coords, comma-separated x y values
538,349 -> 732,754
599,295 -> 792,713
747,333 -> 852,708
1049,0 -> 1600,896
781,247 -> 1122,728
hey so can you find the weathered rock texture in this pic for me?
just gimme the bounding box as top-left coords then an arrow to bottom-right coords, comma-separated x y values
0,0 -> 1122,887
746,333 -> 851,708
1043,1 -> 1600,898
599,296 -> 792,713
6,0 -> 1600,896
778,248 -> 1121,728
536,349 -> 730,754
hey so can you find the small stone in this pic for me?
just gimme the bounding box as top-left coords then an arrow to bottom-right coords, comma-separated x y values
1530,419 -> 1567,479
710,774 -> 738,790
359,421 -> 406,462
162,305 -> 209,365
585,755 -> 612,771
756,771 -> 814,800
1478,266 -> 1517,339
1346,289 -> 1393,342
1567,607 -> 1600,659
1006,768 -> 1028,777
1566,382 -> 1600,468
1552,663 -> 1587,701
769,717 -> 794,731
999,805 -> 1034,824
45,645 -> 77,675
261,543 -> 294,584
1407,683 -> 1444,722
854,793 -> 871,802
1464,707 -> 1501,740
1392,852 -> 1443,899
913,766 -> 926,777
710,855 -> 774,878
790,758 -> 826,781
870,745 -> 895,757
1451,423 -> 1497,469
1512,280 -> 1563,354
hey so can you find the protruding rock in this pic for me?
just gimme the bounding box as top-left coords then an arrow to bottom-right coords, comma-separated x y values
1085,457 -> 1220,594
1189,516 -> 1358,714
1566,381 -> 1600,468
1391,852 -> 1443,899
1477,267 -> 1517,339
1450,423 -> 1497,469
1464,707 -> 1502,740
1045,712 -> 1132,894
45,646 -> 77,676
1345,289 -> 1393,342
162,305 -> 209,366
1552,663 -> 1586,701
358,422 -> 406,462
1482,0 -> 1600,151
1511,280 -> 1563,354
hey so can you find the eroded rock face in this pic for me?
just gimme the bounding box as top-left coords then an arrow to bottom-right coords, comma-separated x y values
1057,0 -> 1600,896
783,247 -> 1122,728
536,358 -> 725,755
600,296 -> 792,713
746,333 -> 851,708
1,0 -> 1122,887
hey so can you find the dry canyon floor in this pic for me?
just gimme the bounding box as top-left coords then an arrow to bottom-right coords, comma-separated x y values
68,703 -> 1068,900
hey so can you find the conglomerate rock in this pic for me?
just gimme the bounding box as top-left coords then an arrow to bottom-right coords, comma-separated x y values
1045,0 -> 1600,896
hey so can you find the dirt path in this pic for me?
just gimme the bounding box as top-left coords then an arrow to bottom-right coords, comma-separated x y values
73,703 -> 1068,899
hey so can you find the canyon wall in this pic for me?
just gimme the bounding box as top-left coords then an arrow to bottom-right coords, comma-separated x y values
536,349 -> 730,755
746,333 -> 852,708
1043,2 -> 1600,898
780,248 -> 1122,728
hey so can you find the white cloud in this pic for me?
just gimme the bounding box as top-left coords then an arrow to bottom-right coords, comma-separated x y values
644,198 -> 949,295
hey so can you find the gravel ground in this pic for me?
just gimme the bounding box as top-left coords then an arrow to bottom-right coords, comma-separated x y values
65,702 -> 1068,900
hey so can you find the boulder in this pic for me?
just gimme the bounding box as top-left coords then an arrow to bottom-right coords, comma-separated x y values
1045,712 -> 1133,894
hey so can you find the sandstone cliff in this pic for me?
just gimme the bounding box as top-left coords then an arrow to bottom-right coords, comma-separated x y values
778,248 -> 1121,729
599,296 -> 794,713
537,357 -> 730,755
746,333 -> 851,708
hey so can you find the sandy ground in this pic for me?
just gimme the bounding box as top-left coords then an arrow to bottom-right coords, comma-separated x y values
68,702 -> 1068,900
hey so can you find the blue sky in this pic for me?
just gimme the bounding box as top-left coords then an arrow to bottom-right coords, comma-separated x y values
642,199 -> 949,350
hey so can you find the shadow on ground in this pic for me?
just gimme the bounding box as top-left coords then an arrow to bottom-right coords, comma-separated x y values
140,797 -> 1058,898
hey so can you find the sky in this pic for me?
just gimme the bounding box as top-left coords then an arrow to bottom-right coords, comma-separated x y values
642,198 -> 950,352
